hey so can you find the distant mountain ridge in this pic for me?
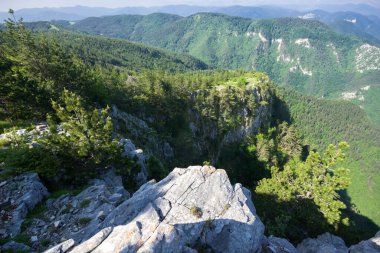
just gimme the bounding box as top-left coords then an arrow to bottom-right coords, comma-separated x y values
0,5 -> 299,22
2,5 -> 380,45
69,13 -> 380,96
2,3 -> 380,22
297,10 -> 380,45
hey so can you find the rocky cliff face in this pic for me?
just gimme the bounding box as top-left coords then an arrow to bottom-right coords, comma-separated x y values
187,81 -> 271,163
111,77 -> 271,167
1,166 -> 379,253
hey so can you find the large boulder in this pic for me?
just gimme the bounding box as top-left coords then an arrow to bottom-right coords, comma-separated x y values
0,173 -> 48,238
297,233 -> 348,253
349,231 -> 380,253
46,166 -> 265,253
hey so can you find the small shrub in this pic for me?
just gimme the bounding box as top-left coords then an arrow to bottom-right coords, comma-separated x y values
13,233 -> 29,245
190,206 -> 203,218
79,199 -> 91,208
221,203 -> 231,215
78,217 -> 91,226
41,239 -> 51,247
26,203 -> 46,219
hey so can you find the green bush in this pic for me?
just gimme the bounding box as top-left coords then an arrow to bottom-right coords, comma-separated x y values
3,90 -> 127,185
77,217 -> 92,226
190,206 -> 203,218
79,199 -> 91,208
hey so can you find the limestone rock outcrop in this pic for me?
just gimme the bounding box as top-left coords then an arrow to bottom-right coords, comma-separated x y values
45,166 -> 265,252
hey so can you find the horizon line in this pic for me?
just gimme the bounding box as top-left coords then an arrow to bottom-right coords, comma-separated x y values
3,2 -> 379,12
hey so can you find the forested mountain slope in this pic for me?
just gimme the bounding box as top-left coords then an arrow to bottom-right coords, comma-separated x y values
70,13 -> 380,125
14,23 -> 209,72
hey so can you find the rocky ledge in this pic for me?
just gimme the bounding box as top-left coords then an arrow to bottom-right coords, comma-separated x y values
0,166 -> 379,253
50,165 -> 264,253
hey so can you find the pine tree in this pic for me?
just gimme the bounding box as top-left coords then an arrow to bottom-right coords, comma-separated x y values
255,142 -> 351,238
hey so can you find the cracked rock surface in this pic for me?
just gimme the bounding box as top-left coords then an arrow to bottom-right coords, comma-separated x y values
23,171 -> 129,251
0,173 -> 48,239
46,165 -> 265,253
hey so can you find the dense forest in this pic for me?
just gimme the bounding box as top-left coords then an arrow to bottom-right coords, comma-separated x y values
64,13 -> 380,126
0,14 -> 379,248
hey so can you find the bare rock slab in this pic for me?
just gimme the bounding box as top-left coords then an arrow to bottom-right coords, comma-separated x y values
46,166 -> 265,253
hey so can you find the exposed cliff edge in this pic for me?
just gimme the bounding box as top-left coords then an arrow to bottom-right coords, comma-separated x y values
0,166 -> 379,253
48,165 -> 264,253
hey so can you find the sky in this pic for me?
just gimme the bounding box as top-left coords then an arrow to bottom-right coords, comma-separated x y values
0,0 -> 379,12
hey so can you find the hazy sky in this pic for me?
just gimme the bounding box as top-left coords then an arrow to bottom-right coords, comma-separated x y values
1,0 -> 379,11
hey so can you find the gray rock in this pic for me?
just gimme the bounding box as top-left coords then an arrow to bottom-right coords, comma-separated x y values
0,173 -> 48,238
163,142 -> 174,158
349,231 -> 380,253
264,236 -> 299,253
0,181 -> 7,188
120,138 -> 148,185
69,227 -> 113,253
183,246 -> 198,253
297,233 -> 348,253
21,170 -> 129,252
47,166 -> 265,253
43,239 -> 74,253
54,220 -> 62,228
